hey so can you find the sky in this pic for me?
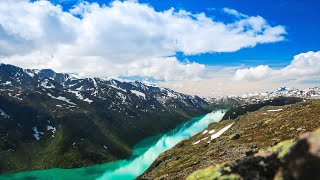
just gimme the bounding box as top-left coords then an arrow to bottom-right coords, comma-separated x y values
0,0 -> 319,96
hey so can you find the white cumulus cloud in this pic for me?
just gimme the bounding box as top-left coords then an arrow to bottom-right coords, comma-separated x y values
234,65 -> 273,81
0,0 -> 286,80
234,51 -> 320,81
281,51 -> 320,76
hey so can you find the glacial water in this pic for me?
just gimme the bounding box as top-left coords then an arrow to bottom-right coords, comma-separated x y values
0,110 -> 227,180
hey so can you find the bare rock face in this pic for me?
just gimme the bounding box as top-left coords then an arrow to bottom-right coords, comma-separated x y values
187,128 -> 320,180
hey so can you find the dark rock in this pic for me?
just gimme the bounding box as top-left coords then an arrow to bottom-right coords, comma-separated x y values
219,151 -> 226,157
271,141 -> 278,146
229,153 -> 281,180
202,143 -> 209,148
245,150 -> 257,157
230,133 -> 241,140
230,129 -> 320,179
280,131 -> 320,180
190,161 -> 200,166
176,141 -> 184,148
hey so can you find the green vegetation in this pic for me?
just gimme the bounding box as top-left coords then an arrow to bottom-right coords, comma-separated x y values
140,100 -> 320,179
222,96 -> 302,120
0,87 -> 210,174
261,139 -> 295,158
187,163 -> 242,180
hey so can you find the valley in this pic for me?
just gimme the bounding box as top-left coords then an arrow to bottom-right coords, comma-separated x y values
0,64 -> 319,179
0,110 -> 227,179
140,100 -> 320,179
0,64 -> 211,174
1,1 -> 319,179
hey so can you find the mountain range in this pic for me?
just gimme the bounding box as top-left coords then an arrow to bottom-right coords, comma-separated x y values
0,63 -> 211,173
1,63 -> 319,175
206,86 -> 320,105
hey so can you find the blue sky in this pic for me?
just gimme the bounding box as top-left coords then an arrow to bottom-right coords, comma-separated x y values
1,0 -> 319,95
49,0 -> 320,68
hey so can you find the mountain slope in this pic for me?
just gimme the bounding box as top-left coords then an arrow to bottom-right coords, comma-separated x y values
139,100 -> 320,179
187,128 -> 320,180
0,64 -> 211,174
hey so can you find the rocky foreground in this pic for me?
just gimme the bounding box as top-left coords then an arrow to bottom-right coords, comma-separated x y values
188,128 -> 320,180
139,100 -> 320,179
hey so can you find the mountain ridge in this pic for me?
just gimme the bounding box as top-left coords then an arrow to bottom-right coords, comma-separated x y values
206,86 -> 320,105
0,63 -> 211,174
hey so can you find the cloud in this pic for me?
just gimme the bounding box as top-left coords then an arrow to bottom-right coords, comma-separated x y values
234,65 -> 273,81
164,51 -> 320,96
223,8 -> 248,18
0,0 -> 286,80
234,51 -> 320,81
281,51 -> 320,76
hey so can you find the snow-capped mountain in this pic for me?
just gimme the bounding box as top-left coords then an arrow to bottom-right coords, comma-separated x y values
0,64 -> 207,111
206,86 -> 320,105
0,63 -> 211,173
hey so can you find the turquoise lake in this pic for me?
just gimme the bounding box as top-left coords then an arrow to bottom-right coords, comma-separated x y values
0,110 -> 227,180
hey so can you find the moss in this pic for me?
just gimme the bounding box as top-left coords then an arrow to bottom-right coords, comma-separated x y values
141,100 -> 320,179
220,174 -> 241,180
187,164 -> 241,180
261,139 -> 295,158
187,164 -> 223,180
222,166 -> 231,173
187,165 -> 221,180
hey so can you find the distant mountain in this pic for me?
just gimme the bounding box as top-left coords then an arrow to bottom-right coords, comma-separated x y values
204,86 -> 320,121
0,63 -> 211,174
206,86 -> 320,105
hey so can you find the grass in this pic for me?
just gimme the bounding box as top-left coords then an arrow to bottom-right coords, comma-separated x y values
140,100 -> 320,179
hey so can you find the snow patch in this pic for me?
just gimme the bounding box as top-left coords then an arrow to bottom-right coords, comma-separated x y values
211,122 -> 234,141
91,78 -> 99,96
267,109 -> 283,112
109,85 -> 126,92
26,72 -> 35,77
0,109 -> 10,119
2,81 -> 12,86
201,137 -> 208,141
47,93 -> 76,105
130,90 -> 146,99
75,86 -> 83,91
33,127 -> 44,141
192,140 -> 200,145
209,129 -> 215,134
47,125 -> 56,137
68,90 -> 93,104
116,92 -> 127,103
40,79 -> 55,89
202,130 -> 208,134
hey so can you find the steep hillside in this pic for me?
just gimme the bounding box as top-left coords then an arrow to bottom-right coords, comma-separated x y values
221,96 -> 302,120
0,64 -> 211,174
188,128 -> 320,180
139,100 -> 320,179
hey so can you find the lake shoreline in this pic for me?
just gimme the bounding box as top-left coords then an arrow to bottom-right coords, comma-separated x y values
0,110 -> 227,180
